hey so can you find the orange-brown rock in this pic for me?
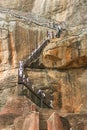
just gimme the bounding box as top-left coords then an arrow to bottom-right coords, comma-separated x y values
0,96 -> 38,115
27,68 -> 87,113
65,113 -> 87,130
84,125 -> 87,130
14,112 -> 39,130
42,34 -> 87,69
0,14 -> 47,110
0,96 -> 39,130
0,0 -> 87,130
47,112 -> 64,130
22,112 -> 39,130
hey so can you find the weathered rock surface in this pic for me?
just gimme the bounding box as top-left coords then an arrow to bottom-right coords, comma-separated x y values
65,113 -> 87,130
0,9 -> 48,110
0,96 -> 87,130
32,0 -> 87,28
42,34 -> 87,69
0,96 -> 39,130
47,112 -> 64,130
0,0 -> 35,11
27,68 -> 87,113
0,0 -> 87,129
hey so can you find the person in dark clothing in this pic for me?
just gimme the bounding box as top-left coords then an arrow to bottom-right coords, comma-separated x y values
52,31 -> 54,39
56,25 -> 62,38
37,89 -> 46,99
47,30 -> 51,39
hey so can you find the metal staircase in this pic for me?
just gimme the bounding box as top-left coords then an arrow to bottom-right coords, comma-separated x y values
18,37 -> 52,109
23,38 -> 50,68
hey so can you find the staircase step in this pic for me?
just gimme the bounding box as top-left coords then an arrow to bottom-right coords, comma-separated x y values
39,119 -> 47,130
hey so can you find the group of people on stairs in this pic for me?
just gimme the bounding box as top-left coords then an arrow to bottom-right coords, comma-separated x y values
18,22 -> 63,108
47,24 -> 62,39
18,61 -> 53,108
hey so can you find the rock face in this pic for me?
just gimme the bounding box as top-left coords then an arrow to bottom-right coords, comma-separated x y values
27,68 -> 87,113
47,112 -> 64,130
32,0 -> 87,28
0,96 -> 86,130
42,34 -> 87,68
0,9 -> 47,110
0,0 -> 35,11
0,0 -> 87,129
0,96 -> 39,130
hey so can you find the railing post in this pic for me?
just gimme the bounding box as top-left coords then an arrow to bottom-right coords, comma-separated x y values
41,99 -> 44,108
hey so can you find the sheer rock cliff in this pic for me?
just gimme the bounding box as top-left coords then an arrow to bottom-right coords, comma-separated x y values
0,0 -> 87,128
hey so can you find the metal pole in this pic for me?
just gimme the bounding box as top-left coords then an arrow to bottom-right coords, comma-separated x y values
41,99 -> 43,108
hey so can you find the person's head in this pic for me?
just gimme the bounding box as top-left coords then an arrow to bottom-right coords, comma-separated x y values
19,60 -> 23,64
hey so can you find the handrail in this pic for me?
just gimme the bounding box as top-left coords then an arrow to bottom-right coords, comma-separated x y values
23,38 -> 50,68
22,82 -> 52,108
18,75 -> 52,108
18,37 -> 52,108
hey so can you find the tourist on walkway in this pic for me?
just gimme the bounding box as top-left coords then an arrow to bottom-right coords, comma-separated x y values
18,61 -> 24,83
56,24 -> 62,38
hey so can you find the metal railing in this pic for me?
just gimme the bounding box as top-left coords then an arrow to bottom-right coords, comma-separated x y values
18,38 -> 52,108
23,38 -> 50,68
18,74 -> 52,108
